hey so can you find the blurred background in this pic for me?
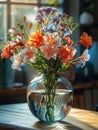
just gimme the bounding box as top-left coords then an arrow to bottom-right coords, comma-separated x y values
0,0 -> 98,111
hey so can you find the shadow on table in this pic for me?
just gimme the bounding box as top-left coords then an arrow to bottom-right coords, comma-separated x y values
33,121 -> 82,130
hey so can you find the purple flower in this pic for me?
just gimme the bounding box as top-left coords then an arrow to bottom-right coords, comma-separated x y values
58,12 -> 63,17
44,7 -> 53,15
38,7 -> 51,15
36,14 -> 43,22
53,18 -> 59,24
38,7 -> 57,16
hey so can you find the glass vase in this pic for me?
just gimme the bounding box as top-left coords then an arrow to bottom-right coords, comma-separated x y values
27,74 -> 73,123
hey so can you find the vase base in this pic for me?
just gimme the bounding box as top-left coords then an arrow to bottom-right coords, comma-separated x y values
33,121 -> 61,129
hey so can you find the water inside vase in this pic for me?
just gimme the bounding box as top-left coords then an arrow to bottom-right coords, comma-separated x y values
27,89 -> 73,122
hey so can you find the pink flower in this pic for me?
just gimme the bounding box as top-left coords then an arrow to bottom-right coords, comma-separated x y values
78,49 -> 90,67
22,47 -> 37,62
40,44 -> 58,59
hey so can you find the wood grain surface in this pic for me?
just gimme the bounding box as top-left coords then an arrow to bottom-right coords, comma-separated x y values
0,103 -> 98,130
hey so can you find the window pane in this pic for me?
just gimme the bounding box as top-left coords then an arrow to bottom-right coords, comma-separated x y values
11,0 -> 38,3
0,4 -> 7,41
11,5 -> 38,27
0,0 -> 7,1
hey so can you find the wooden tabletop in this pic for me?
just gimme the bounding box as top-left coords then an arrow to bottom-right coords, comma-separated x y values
0,103 -> 98,130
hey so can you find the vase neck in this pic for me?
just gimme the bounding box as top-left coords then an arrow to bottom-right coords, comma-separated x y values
42,73 -> 58,93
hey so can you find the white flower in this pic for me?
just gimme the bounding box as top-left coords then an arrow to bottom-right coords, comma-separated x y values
79,49 -> 90,67
10,55 -> 23,70
8,28 -> 16,37
8,28 -> 15,34
15,35 -> 22,42
72,48 -> 77,57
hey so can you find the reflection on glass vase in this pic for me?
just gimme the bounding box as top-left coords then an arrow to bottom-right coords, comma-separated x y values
27,74 -> 73,123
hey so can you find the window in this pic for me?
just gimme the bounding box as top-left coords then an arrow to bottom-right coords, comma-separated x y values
0,0 -> 64,89
0,4 -> 7,41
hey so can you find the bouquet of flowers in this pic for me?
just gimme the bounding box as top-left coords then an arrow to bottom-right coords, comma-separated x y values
0,7 -> 92,73
0,7 -> 93,122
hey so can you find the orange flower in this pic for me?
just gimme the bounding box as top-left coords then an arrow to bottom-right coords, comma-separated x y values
23,16 -> 26,23
46,35 -> 56,45
1,42 -> 16,58
28,22 -> 33,29
28,29 -> 44,48
79,32 -> 92,48
64,36 -> 73,47
59,45 -> 76,63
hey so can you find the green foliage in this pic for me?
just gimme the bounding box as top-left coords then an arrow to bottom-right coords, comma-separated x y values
82,0 -> 94,13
